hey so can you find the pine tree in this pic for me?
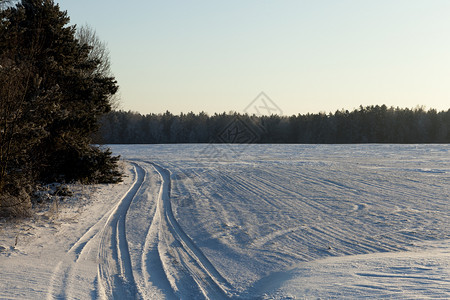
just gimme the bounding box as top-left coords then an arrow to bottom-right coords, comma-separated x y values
1,0 -> 121,217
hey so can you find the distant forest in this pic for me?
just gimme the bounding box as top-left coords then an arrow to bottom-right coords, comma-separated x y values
95,105 -> 450,144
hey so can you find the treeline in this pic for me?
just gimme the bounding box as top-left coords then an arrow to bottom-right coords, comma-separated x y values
95,105 -> 450,144
1,0 -> 121,217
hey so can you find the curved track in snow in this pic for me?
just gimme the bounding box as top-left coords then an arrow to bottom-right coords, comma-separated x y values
96,163 -> 144,299
3,144 -> 446,299
46,161 -> 233,299
140,162 -> 232,299
47,163 -> 145,300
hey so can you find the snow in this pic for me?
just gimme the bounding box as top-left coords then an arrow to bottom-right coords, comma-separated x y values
1,144 -> 449,299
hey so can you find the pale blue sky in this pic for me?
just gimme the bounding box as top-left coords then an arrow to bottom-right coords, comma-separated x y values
57,0 -> 450,115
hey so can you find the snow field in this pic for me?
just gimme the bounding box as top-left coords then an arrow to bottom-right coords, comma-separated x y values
146,145 -> 449,298
0,144 -> 449,299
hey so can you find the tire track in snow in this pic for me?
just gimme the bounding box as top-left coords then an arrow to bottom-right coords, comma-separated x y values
137,162 -> 177,299
240,165 -> 414,255
148,162 -> 233,299
172,161 -> 429,264
47,188 -> 127,299
251,226 -> 306,248
46,163 -> 144,300
97,163 -> 145,299
46,193 -> 134,299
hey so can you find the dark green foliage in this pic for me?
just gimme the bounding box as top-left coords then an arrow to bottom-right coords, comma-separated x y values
0,0 -> 121,217
42,146 -> 122,184
96,106 -> 450,144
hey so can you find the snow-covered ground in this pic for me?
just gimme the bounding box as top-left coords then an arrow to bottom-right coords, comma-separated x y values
1,144 -> 449,299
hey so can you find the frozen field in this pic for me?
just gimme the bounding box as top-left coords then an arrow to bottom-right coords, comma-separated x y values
1,144 -> 449,299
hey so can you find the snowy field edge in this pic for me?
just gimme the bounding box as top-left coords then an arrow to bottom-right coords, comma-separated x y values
0,144 -> 449,299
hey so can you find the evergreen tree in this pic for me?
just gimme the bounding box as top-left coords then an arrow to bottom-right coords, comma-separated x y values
1,0 -> 121,217
95,107 -> 450,145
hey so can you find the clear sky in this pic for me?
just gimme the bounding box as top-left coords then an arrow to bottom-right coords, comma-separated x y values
56,0 -> 450,116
